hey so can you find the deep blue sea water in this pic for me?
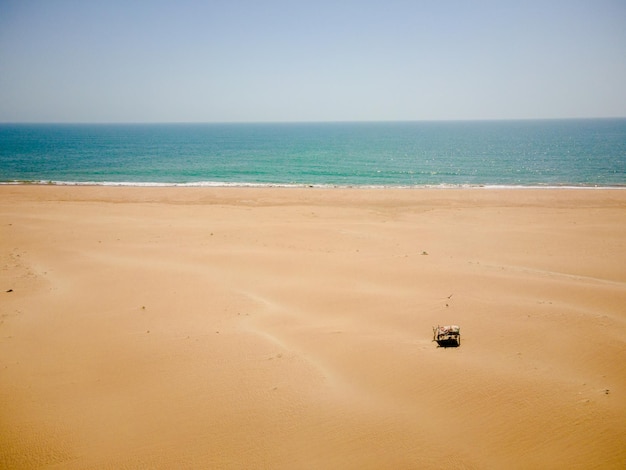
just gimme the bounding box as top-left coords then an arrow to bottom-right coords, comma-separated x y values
1,120 -> 625,187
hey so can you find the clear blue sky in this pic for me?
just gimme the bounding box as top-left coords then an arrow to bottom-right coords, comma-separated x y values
1,0 -> 625,122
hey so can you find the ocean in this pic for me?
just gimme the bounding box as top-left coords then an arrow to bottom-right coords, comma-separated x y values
1,119 -> 625,187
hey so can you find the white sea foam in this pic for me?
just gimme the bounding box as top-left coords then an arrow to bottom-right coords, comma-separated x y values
2,180 -> 624,190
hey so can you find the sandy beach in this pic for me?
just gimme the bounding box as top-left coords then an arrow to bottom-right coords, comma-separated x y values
1,185 -> 625,469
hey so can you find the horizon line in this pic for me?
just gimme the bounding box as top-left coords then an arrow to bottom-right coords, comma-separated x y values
2,116 -> 626,125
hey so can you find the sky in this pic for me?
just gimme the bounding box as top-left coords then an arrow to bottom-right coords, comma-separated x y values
1,0 -> 625,123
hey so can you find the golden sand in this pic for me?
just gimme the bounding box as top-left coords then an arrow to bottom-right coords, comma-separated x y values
1,185 -> 625,469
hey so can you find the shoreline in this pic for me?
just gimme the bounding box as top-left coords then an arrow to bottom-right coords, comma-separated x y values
2,185 -> 625,468
2,180 -> 625,190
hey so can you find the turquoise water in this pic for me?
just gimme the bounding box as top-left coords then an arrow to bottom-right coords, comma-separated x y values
1,120 -> 625,187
